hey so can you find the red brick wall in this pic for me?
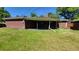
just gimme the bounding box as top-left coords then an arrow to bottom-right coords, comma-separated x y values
71,22 -> 79,30
5,20 -> 25,29
59,22 -> 70,29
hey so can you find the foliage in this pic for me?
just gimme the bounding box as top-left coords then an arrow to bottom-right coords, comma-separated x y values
48,12 -> 59,19
31,12 -> 38,17
57,7 -> 79,20
0,7 -> 10,22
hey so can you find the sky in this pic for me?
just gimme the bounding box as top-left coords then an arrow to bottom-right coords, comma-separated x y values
5,7 -> 57,17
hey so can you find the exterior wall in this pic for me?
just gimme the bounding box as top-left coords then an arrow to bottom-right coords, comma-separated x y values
71,21 -> 79,30
5,20 -> 25,29
5,18 -> 79,30
59,21 -> 70,29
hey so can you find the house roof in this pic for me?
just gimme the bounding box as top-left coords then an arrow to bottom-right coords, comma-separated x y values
3,17 -> 25,20
3,17 -> 59,21
72,19 -> 79,21
4,17 -> 79,22
26,17 -> 59,21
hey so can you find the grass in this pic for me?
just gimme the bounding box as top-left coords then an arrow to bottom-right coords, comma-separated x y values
0,28 -> 79,51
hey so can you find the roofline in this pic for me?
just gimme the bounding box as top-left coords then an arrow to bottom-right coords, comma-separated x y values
4,17 -> 79,22
3,17 -> 25,20
3,17 -> 59,21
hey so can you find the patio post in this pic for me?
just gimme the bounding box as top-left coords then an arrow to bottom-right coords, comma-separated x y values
37,21 -> 38,29
48,21 -> 51,29
56,21 -> 57,29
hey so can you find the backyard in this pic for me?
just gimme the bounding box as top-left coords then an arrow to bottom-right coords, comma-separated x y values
0,28 -> 79,51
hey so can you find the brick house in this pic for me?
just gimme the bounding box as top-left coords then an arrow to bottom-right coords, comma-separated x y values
3,17 -> 79,30
4,17 -> 59,29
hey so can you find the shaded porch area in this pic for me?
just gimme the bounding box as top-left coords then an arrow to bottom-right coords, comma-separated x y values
25,20 -> 37,29
25,20 -> 59,29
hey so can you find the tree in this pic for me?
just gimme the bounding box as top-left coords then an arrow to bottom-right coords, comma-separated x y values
48,12 -> 59,19
0,7 -> 10,22
31,13 -> 37,17
57,7 -> 79,20
48,12 -> 52,18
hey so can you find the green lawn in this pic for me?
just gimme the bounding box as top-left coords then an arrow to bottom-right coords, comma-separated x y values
0,28 -> 79,51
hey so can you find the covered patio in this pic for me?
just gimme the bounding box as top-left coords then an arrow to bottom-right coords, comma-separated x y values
25,17 -> 59,29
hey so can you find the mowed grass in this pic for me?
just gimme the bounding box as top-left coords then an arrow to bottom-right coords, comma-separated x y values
0,28 -> 79,51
